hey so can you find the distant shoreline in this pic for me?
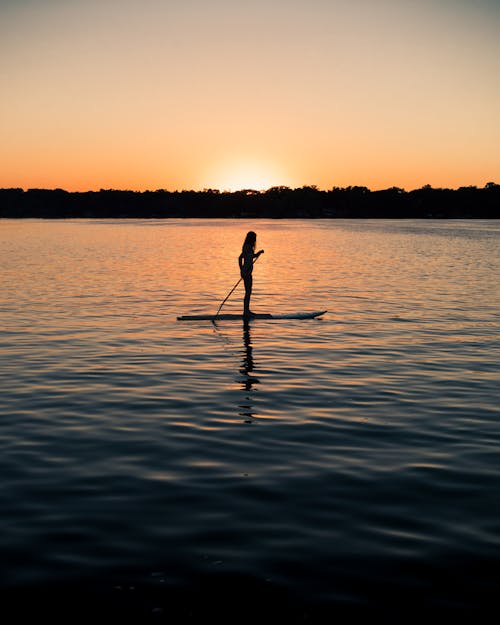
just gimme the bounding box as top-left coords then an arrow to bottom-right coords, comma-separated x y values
1,185 -> 499,219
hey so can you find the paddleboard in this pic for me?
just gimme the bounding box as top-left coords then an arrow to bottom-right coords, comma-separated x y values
177,310 -> 327,321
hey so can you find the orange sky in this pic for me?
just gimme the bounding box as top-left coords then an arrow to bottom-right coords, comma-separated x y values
1,0 -> 499,192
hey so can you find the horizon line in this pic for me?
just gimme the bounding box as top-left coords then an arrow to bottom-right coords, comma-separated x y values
2,182 -> 499,194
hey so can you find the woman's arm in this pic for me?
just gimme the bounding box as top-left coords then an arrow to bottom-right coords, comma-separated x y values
239,251 -> 249,277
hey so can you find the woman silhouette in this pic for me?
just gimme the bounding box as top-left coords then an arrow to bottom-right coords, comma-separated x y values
238,231 -> 264,317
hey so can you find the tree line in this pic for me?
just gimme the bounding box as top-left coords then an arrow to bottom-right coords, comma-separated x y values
0,184 -> 499,218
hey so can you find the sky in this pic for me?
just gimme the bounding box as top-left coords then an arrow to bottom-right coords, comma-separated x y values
1,0 -> 499,192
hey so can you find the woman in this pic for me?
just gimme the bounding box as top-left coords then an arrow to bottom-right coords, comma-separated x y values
238,231 -> 264,317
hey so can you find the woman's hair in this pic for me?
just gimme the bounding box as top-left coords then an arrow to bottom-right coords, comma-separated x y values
243,231 -> 256,250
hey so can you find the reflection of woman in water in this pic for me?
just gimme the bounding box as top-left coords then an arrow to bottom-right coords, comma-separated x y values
239,319 -> 259,421
238,231 -> 264,318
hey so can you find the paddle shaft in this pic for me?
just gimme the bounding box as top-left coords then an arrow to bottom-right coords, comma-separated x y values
215,255 -> 260,317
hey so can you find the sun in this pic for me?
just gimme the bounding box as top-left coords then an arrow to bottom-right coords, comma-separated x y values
201,157 -> 290,192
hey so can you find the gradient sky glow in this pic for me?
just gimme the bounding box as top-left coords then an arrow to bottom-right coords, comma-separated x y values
1,0 -> 499,191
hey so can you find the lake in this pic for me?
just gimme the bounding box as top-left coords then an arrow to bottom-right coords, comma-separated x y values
1,218 -> 499,622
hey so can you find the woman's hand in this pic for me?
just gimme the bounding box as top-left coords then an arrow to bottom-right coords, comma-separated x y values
257,249 -> 264,256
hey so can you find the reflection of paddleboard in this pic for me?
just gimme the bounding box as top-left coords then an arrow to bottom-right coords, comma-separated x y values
177,310 -> 327,321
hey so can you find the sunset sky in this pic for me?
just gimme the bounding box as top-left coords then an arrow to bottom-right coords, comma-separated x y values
1,0 -> 499,192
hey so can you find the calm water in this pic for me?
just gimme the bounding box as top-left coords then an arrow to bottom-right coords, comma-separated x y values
1,219 -> 499,621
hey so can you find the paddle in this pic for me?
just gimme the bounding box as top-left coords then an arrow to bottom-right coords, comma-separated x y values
215,254 -> 261,318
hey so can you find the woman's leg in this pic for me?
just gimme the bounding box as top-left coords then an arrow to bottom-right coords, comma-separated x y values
243,274 -> 252,316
